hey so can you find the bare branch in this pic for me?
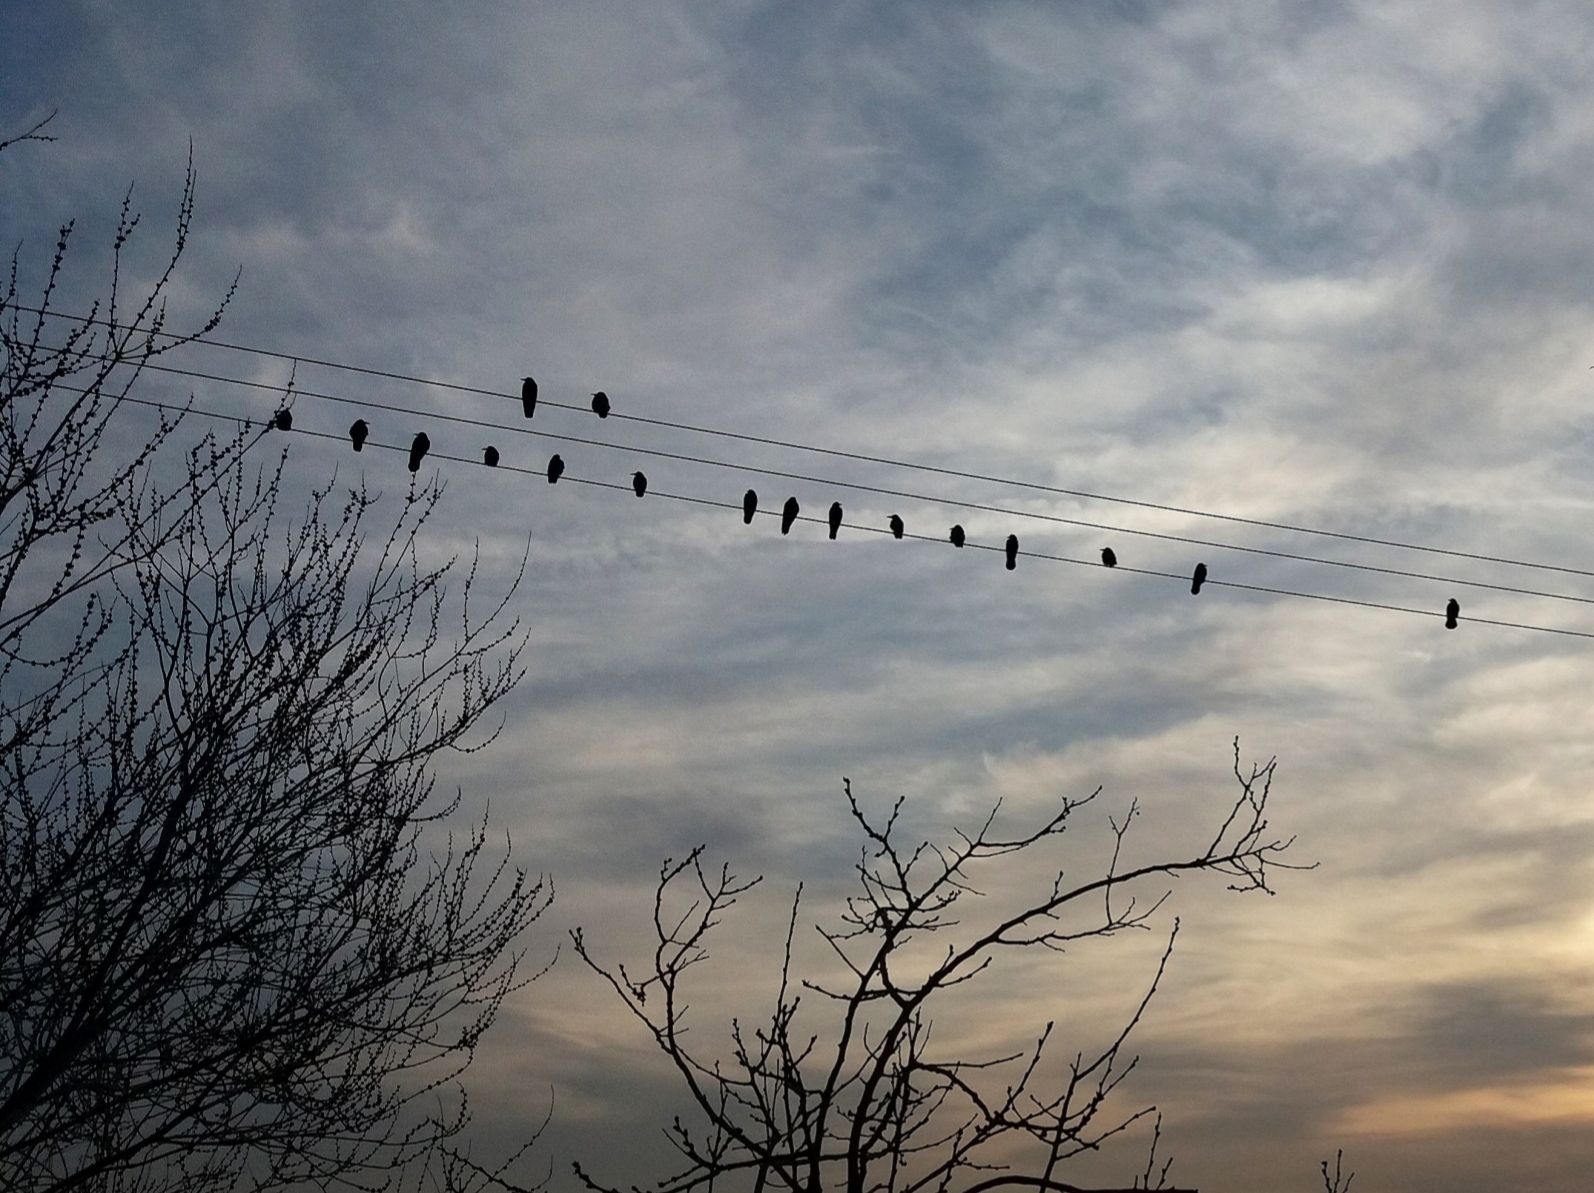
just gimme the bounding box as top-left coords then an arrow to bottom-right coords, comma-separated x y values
576,749 -> 1306,1193
0,110 -> 58,154
1,144 -> 548,1193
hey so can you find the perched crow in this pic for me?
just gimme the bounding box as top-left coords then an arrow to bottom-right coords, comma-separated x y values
1100,547 -> 1117,568
272,408 -> 292,432
591,391 -> 611,419
743,489 -> 758,525
1005,534 -> 1019,570
950,524 -> 966,548
1190,562 -> 1208,595
1445,597 -> 1460,629
521,376 -> 537,418
781,496 -> 799,535
547,453 -> 565,484
632,471 -> 647,497
828,502 -> 842,540
408,432 -> 430,473
483,445 -> 499,467
349,419 -> 369,452
889,514 -> 904,539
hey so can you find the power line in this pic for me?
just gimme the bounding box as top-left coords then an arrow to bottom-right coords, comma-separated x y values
36,348 -> 1594,611
51,382 -> 1594,643
13,301 -> 1593,581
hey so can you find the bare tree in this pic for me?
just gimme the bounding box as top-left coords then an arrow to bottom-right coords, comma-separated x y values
1,122 -> 550,1192
572,745 -> 1308,1193
1319,1151 -> 1353,1193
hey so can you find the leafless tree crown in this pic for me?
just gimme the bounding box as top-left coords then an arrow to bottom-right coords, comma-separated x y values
1,124 -> 550,1193
573,744 -> 1307,1193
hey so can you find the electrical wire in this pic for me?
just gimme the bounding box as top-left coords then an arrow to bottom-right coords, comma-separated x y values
29,350 -> 1594,610
52,383 -> 1594,643
12,300 -> 1593,581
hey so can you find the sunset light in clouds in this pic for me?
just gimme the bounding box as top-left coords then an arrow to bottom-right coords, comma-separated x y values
9,3 -> 1594,1189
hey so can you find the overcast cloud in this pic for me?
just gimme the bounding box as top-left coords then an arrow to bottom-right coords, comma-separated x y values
8,3 -> 1594,1189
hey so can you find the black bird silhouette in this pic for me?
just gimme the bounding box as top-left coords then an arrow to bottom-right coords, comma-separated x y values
272,408 -> 292,432
889,514 -> 904,539
781,497 -> 799,535
484,445 -> 499,468
408,432 -> 430,473
547,454 -> 565,484
349,419 -> 368,451
591,391 -> 610,418
1005,534 -> 1019,570
521,376 -> 537,418
1445,597 -> 1460,629
1190,562 -> 1208,595
950,524 -> 966,548
828,502 -> 842,540
1100,547 -> 1117,568
743,489 -> 758,525
632,471 -> 647,497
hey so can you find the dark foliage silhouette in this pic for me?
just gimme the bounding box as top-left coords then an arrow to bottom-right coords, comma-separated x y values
573,742 -> 1305,1193
0,130 -> 549,1193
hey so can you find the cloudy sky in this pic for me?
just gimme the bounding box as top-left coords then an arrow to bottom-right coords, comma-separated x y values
9,2 -> 1594,1189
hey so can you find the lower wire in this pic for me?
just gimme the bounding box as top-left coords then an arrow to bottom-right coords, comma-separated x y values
72,389 -> 1594,642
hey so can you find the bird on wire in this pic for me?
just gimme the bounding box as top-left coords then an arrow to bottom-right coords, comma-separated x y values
1100,547 -> 1117,568
743,489 -> 758,525
591,391 -> 611,418
1190,562 -> 1208,595
547,453 -> 565,484
349,418 -> 368,452
484,445 -> 499,467
633,471 -> 647,497
408,432 -> 430,473
828,502 -> 843,540
1445,597 -> 1460,629
950,524 -> 966,548
1005,534 -> 1019,570
521,376 -> 537,418
781,496 -> 799,535
272,408 -> 292,431
889,514 -> 904,539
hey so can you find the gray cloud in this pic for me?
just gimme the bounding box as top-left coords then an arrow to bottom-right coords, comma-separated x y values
11,1 -> 1594,1188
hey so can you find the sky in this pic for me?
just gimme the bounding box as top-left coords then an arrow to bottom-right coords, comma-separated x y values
7,2 -> 1594,1189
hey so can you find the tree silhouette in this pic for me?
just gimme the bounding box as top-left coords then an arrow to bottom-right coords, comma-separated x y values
572,743 -> 1306,1193
0,126 -> 549,1193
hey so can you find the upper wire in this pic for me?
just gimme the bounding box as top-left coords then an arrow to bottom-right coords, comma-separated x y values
12,301 -> 1594,580
35,348 -> 1594,610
